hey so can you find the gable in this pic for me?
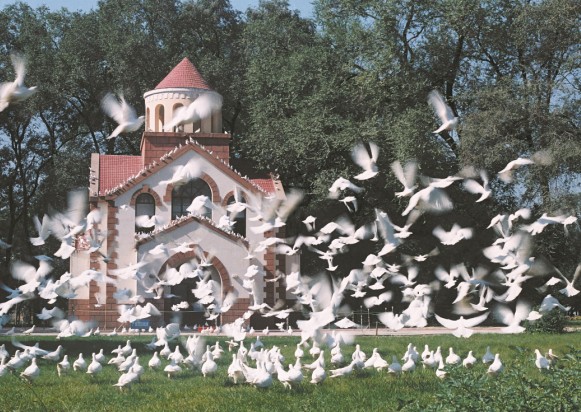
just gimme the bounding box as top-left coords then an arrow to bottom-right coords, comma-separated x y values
96,138 -> 277,200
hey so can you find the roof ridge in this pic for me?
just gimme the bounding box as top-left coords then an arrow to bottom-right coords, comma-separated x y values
97,137 -> 272,197
135,213 -> 249,247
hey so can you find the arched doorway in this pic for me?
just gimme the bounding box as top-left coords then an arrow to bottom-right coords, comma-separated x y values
160,254 -> 223,328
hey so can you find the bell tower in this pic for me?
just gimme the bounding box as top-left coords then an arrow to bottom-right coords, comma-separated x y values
140,57 -> 230,165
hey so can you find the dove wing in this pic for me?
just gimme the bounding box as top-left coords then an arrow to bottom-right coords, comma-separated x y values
101,93 -> 125,125
463,179 -> 484,195
120,96 -> 138,122
462,312 -> 490,327
434,314 -> 459,329
428,90 -> 452,122
11,53 -> 26,86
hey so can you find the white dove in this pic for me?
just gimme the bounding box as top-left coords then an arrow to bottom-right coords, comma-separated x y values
534,349 -> 550,371
428,90 -> 457,133
558,265 -> 581,297
494,300 -> 532,333
487,354 -> 503,376
20,358 -> 40,383
163,91 -> 223,131
328,177 -> 363,199
498,157 -> 535,182
101,93 -> 144,139
391,160 -> 418,197
402,185 -> 453,216
0,53 -> 37,112
352,142 -> 379,180
57,355 -> 71,377
463,170 -> 491,202
435,312 -> 489,338
432,224 -> 474,245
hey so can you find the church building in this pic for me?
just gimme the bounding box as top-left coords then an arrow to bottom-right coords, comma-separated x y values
69,58 -> 299,329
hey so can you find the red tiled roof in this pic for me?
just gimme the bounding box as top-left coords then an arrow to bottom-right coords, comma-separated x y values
251,178 -> 276,194
99,155 -> 143,193
155,57 -> 211,90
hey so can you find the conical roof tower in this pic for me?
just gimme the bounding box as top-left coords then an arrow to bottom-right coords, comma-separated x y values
143,57 -> 221,134
141,58 -> 229,165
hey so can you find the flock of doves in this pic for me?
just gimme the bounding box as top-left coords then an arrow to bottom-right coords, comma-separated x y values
0,326 -> 560,389
0,52 -> 579,345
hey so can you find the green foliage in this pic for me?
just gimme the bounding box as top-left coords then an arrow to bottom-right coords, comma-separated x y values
0,0 -> 579,317
1,333 -> 580,411
418,347 -> 581,411
525,308 -> 567,334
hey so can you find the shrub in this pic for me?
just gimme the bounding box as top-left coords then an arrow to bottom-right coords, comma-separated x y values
412,348 -> 581,412
525,308 -> 567,334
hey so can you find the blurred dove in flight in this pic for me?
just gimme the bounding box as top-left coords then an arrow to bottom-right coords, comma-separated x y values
498,157 -> 534,182
352,142 -> 379,180
428,90 -> 457,134
0,53 -> 37,112
391,160 -> 417,197
101,93 -> 144,139
163,91 -> 222,132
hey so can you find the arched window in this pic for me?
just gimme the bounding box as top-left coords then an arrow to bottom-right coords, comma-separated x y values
172,179 -> 212,220
172,103 -> 184,132
135,193 -> 155,233
146,107 -> 150,131
155,104 -> 164,132
226,195 -> 246,237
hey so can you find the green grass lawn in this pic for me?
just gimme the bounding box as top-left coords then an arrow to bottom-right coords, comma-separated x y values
0,332 -> 579,412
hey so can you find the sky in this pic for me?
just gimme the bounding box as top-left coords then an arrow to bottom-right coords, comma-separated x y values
0,0 -> 315,17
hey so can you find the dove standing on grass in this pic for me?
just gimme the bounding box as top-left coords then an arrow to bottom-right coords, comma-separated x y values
463,351 -> 477,368
487,354 -> 503,376
482,347 -> 495,364
20,358 -> 40,383
534,349 -> 550,371
73,353 -> 87,371
428,90 -> 458,134
101,93 -> 145,139
87,353 -> 103,378
0,53 -> 37,112
57,355 -> 71,377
